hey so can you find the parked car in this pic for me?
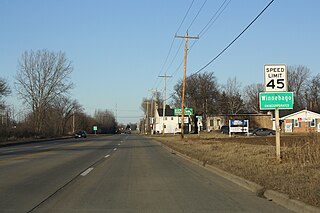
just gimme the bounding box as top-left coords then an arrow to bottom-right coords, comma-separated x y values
250,128 -> 275,136
220,125 -> 229,134
75,130 -> 87,138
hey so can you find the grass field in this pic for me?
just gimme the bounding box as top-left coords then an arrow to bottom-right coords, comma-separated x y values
150,132 -> 320,207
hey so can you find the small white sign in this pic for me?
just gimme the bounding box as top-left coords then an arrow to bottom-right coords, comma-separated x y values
285,123 -> 293,132
229,120 -> 249,134
264,64 -> 287,92
178,117 -> 189,124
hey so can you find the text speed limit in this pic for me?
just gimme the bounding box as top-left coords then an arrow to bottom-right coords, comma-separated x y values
264,64 -> 287,92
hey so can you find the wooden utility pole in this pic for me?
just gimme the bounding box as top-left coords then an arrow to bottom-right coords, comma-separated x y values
159,73 -> 172,135
149,89 -> 158,134
145,101 -> 149,134
72,112 -> 75,133
175,31 -> 199,139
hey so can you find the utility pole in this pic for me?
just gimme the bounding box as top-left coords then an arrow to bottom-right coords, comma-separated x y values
175,31 -> 199,139
149,89 -> 158,134
72,112 -> 75,133
159,73 -> 172,135
145,101 -> 149,134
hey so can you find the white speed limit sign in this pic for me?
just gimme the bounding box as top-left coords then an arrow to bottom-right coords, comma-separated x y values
264,64 -> 287,92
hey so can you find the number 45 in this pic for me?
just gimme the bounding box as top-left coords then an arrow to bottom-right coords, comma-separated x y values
266,79 -> 285,89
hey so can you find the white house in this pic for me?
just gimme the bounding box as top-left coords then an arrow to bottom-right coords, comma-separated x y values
280,109 -> 320,133
152,106 -> 192,134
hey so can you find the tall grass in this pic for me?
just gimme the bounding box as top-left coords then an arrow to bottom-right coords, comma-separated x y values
282,133 -> 320,165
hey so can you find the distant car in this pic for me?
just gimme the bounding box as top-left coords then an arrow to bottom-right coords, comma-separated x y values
220,125 -> 229,134
75,130 -> 87,138
250,128 -> 275,136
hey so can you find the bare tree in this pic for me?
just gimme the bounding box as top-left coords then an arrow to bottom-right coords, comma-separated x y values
94,109 -> 117,133
172,72 -> 220,115
0,78 -> 11,109
288,65 -> 310,110
140,91 -> 163,117
53,96 -> 82,135
220,77 -> 244,114
243,83 -> 264,113
15,49 -> 73,134
305,73 -> 320,112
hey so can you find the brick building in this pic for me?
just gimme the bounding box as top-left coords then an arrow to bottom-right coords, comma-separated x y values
281,109 -> 320,133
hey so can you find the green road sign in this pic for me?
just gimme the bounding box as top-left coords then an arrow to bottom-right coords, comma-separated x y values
259,92 -> 294,110
174,108 -> 194,116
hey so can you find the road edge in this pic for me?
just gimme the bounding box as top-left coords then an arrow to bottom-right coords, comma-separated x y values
155,139 -> 320,213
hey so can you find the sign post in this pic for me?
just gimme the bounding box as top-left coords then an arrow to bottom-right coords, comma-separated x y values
93,126 -> 98,135
261,64 -> 292,162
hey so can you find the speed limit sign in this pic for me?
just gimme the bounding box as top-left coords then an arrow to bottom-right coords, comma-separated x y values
264,64 -> 287,92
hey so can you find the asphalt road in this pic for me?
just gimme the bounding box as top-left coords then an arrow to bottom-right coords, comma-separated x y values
0,134 -> 294,213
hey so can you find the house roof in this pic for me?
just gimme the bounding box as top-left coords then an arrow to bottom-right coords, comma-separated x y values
157,108 -> 175,116
207,113 -> 272,117
280,109 -> 320,120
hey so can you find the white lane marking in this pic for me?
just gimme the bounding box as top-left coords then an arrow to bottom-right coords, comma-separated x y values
104,154 -> 110,158
2,150 -> 14,154
118,143 -> 121,145
113,148 -> 117,151
81,168 -> 94,176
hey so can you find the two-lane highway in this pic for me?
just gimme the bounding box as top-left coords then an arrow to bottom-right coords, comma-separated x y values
0,134 -> 293,212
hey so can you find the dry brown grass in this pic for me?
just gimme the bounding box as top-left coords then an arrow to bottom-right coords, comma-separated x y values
150,132 -> 320,207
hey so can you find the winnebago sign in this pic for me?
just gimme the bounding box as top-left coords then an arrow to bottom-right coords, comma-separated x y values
259,92 -> 294,110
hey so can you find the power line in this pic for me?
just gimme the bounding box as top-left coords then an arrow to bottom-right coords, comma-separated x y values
176,0 -> 195,34
152,0 -> 196,89
198,0 -> 231,37
187,0 -> 232,56
193,0 -> 275,75
166,0 -> 274,105
165,39 -> 184,72
166,0 -> 231,87
157,0 -> 209,91
187,0 -> 208,31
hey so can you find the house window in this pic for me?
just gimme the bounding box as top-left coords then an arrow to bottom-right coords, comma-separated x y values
165,117 -> 167,120
294,119 -> 299,127
171,117 -> 173,120
210,119 -> 214,126
310,119 -> 315,127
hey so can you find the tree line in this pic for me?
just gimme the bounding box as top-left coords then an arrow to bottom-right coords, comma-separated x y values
141,65 -> 320,122
0,49 -> 117,141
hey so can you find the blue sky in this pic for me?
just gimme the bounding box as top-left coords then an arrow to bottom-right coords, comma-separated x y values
1,0 -> 319,124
